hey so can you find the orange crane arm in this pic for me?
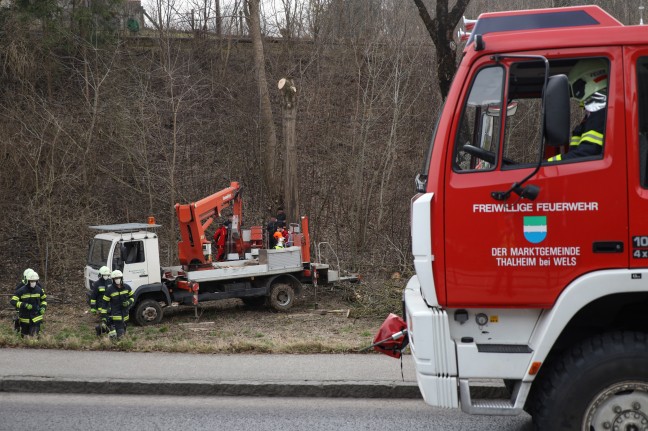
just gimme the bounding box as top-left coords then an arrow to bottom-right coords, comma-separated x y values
175,181 -> 242,267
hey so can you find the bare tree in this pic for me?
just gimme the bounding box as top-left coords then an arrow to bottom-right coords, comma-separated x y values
412,0 -> 471,99
246,0 -> 279,199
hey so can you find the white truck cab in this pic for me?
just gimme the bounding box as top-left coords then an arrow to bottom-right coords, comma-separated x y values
85,223 -> 162,295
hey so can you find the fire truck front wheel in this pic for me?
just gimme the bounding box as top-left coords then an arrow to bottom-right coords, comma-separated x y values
268,283 -> 295,312
134,299 -> 163,326
530,331 -> 648,431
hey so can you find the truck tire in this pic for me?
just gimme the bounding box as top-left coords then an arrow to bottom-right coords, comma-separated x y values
268,282 -> 295,312
134,299 -> 163,326
530,331 -> 648,430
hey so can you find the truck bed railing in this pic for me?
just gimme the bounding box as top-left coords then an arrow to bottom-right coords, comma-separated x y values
315,242 -> 340,271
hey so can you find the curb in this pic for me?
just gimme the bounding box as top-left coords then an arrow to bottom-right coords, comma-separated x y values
0,378 -> 421,399
0,378 -> 510,400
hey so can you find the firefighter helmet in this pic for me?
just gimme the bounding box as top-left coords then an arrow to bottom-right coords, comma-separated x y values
99,266 -> 111,276
111,270 -> 123,279
22,268 -> 34,283
568,58 -> 609,102
27,271 -> 39,282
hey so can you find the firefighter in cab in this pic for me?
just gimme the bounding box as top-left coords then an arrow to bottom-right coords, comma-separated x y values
549,58 -> 607,162
101,270 -> 134,339
10,271 -> 47,338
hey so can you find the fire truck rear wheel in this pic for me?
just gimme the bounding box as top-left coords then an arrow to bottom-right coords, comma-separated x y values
530,331 -> 648,431
269,283 -> 295,312
134,299 -> 163,326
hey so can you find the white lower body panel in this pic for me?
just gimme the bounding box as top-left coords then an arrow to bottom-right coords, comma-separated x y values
417,374 -> 458,409
404,277 -> 458,408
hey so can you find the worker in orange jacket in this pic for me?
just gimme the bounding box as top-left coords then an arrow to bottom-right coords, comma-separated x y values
273,226 -> 285,244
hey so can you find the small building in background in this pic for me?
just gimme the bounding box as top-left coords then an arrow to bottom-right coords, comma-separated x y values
124,0 -> 145,32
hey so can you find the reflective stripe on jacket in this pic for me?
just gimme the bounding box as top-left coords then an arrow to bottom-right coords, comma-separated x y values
548,110 -> 605,162
91,278 -> 112,312
10,284 -> 46,323
101,284 -> 134,322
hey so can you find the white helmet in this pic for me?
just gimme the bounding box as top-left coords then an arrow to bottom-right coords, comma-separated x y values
568,58 -> 608,102
27,272 -> 39,282
22,268 -> 34,283
99,266 -> 111,276
111,270 -> 123,279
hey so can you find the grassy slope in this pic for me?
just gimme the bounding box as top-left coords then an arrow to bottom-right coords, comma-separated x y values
0,282 -> 403,353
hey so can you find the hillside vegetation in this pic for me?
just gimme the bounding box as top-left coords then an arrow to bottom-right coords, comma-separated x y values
0,0 -> 639,322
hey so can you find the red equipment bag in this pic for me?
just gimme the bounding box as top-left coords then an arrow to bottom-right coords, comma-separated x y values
373,313 -> 408,359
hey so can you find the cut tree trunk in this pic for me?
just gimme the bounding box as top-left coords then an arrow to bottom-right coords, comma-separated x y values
279,78 -> 299,224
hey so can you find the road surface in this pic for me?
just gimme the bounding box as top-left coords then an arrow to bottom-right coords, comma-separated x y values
0,393 -> 533,431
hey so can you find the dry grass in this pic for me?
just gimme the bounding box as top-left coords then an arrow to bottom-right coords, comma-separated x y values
0,281 -> 400,354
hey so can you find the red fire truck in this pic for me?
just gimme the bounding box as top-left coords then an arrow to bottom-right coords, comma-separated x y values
375,5 -> 648,430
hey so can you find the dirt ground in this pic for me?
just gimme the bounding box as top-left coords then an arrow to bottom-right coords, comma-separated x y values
0,282 -> 392,354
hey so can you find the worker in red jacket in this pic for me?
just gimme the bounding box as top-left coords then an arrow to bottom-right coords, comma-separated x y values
213,222 -> 228,261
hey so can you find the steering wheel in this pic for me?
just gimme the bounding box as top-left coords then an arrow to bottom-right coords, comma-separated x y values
462,144 -> 496,164
462,144 -> 517,166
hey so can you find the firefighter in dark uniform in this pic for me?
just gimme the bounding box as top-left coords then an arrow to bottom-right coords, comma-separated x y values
13,268 -> 34,332
549,58 -> 608,162
91,266 -> 112,335
10,271 -> 47,337
101,270 -> 134,339
90,266 -> 112,315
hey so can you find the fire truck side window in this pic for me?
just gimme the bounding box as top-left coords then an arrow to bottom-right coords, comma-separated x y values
503,58 -> 607,167
638,57 -> 648,188
453,66 -> 504,172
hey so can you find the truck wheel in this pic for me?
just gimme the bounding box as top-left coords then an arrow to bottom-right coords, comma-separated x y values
134,299 -> 163,326
269,283 -> 295,312
531,331 -> 648,430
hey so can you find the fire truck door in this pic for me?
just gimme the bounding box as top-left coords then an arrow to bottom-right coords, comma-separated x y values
444,54 -> 628,308
626,49 -> 648,267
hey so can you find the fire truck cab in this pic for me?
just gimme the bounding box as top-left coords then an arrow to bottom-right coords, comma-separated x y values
400,6 -> 648,430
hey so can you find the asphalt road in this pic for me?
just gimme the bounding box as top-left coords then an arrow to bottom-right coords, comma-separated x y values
0,393 -> 534,431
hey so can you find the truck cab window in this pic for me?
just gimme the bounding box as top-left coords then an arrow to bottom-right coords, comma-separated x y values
503,58 -> 608,167
88,239 -> 112,268
122,241 -> 145,264
453,66 -> 504,172
638,57 -> 648,188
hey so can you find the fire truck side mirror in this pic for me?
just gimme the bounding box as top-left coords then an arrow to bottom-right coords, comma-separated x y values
544,74 -> 571,147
